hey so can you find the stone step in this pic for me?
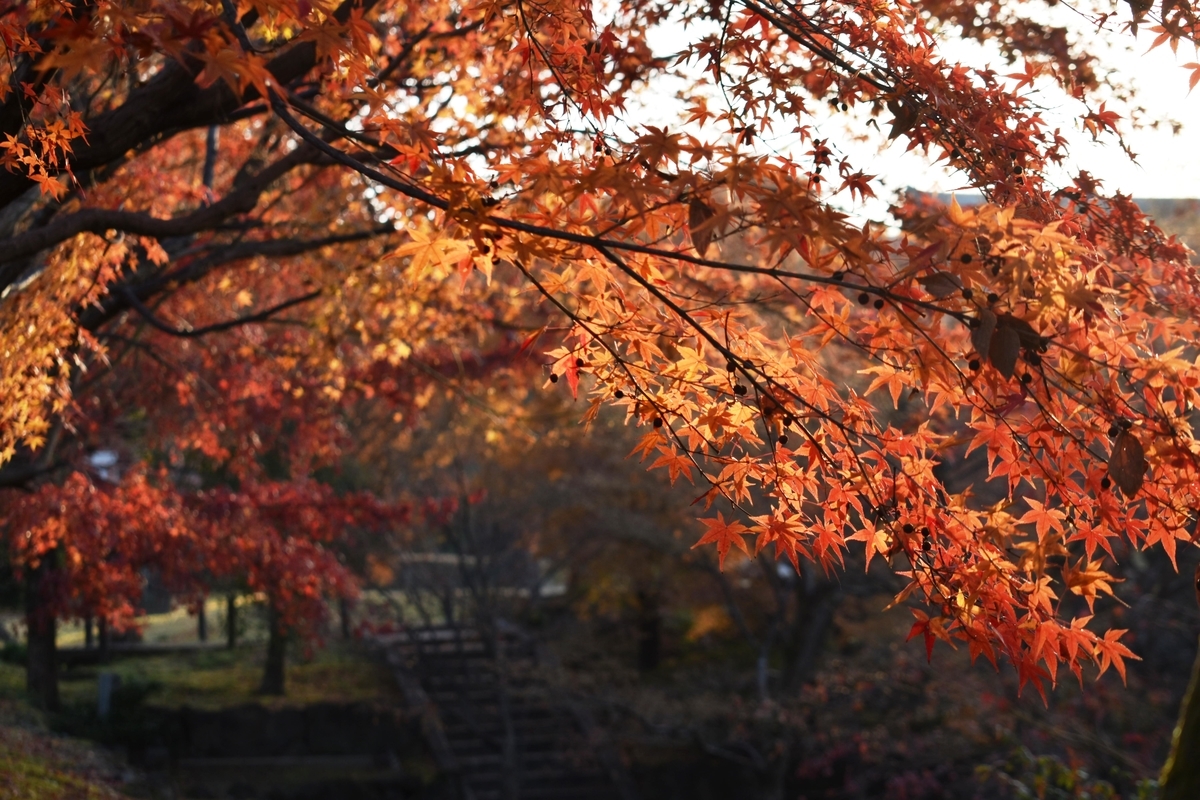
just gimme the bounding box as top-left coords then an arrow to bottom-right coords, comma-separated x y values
464,771 -> 618,800
443,730 -> 565,753
463,766 -> 611,786
469,790 -> 617,800
439,709 -> 563,731
374,626 -> 625,800
424,670 -> 503,685
399,642 -> 491,657
427,686 -> 505,703
443,719 -> 578,741
453,750 -> 600,770
430,689 -> 546,705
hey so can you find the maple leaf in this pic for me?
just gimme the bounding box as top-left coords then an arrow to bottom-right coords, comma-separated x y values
1082,102 -> 1121,140
1186,63 -> 1200,94
1093,629 -> 1139,684
650,449 -> 695,484
749,512 -> 808,567
390,231 -> 471,278
1066,520 -> 1118,561
1024,576 -> 1058,615
1108,431 -> 1146,496
1064,557 -> 1118,612
688,198 -> 717,257
692,512 -> 750,570
1018,498 -> 1066,542
1006,61 -> 1040,92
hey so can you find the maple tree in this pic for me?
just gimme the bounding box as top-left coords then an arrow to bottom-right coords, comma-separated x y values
0,245 -> 513,705
0,0 -> 1199,779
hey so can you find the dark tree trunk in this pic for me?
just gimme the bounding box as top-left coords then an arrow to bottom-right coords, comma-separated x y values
782,564 -> 842,692
98,616 -> 110,660
226,594 -> 238,649
1161,634 -> 1200,799
84,616 -> 94,649
339,597 -> 351,640
259,604 -> 287,696
635,589 -> 661,672
197,598 -> 208,643
24,561 -> 59,711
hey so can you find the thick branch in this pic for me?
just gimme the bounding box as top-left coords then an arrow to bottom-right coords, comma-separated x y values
0,0 -> 380,211
0,145 -> 316,289
79,226 -> 396,332
0,457 -> 67,491
119,286 -> 321,338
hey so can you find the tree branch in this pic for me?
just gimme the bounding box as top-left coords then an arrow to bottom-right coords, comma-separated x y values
79,226 -> 397,332
0,0 -> 382,211
0,455 -> 68,490
267,95 -> 967,324
119,286 -> 321,338
0,145 -> 316,289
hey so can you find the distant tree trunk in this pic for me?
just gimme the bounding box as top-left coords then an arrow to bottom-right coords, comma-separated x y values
635,589 -> 661,672
197,598 -> 208,643
339,597 -> 351,640
756,637 -> 773,702
84,616 -> 94,649
98,616 -> 110,660
226,594 -> 237,649
259,603 -> 287,695
1161,634 -> 1200,799
24,561 -> 59,711
782,564 -> 841,692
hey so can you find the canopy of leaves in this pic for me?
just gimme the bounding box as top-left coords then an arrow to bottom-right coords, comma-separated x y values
0,0 -> 1197,694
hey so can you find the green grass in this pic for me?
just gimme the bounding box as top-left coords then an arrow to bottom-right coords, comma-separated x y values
0,659 -> 23,697
50,640 -> 402,711
53,595 -> 267,648
3,591 -> 400,709
0,637 -> 404,800
0,700 -> 125,800
1,636 -> 400,713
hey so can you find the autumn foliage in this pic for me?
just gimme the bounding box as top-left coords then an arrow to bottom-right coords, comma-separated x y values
0,0 -> 1198,706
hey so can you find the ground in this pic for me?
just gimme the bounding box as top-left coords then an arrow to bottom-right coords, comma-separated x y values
0,543 -> 1194,800
540,586 -> 1179,798
0,698 -> 128,800
0,618 -> 408,800
49,641 -> 401,712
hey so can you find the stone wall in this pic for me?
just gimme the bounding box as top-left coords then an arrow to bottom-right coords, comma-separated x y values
144,701 -> 421,760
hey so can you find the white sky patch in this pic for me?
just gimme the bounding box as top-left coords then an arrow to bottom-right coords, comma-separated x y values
624,5 -> 1200,217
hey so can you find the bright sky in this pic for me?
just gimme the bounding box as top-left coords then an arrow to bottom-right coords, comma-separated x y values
863,33 -> 1200,201
636,11 -> 1200,206
1055,42 -> 1200,199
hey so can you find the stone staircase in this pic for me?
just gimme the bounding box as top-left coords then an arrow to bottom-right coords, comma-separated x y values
375,625 -> 636,800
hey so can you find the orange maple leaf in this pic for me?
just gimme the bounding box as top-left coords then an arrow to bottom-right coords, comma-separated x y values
693,511 -> 750,570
